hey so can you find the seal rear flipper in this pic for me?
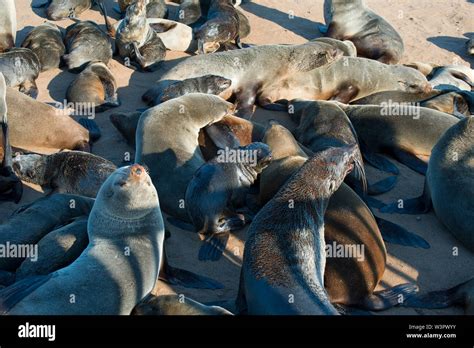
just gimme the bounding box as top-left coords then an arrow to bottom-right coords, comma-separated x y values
360,283 -> 419,311
78,118 -> 101,142
375,216 -> 430,249
0,274 -> 52,314
367,176 -> 397,195
198,233 -> 230,261
166,217 -> 195,232
392,149 -> 428,175
159,264 -> 224,290
401,278 -> 473,310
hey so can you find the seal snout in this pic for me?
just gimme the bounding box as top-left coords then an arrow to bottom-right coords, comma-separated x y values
129,164 -> 146,181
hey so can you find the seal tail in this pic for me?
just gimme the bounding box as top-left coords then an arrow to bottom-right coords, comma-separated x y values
361,283 -> 419,311
375,216 -> 430,249
401,278 -> 473,310
78,118 -> 101,142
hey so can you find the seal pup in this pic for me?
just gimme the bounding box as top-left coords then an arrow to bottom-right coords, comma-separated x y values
15,217 -> 89,280
0,0 -> 16,53
132,294 -> 233,315
340,104 -> 460,175
0,48 -> 41,99
185,142 -> 272,260
116,0 -> 167,71
12,151 -> 116,198
381,117 -> 474,252
142,41 -> 343,117
66,61 -> 120,113
21,22 -> 66,72
2,88 -> 97,154
63,20 -> 113,72
322,0 -> 404,64
33,0 -> 93,20
237,146 -> 359,315
260,57 -> 431,107
428,65 -> 474,91
195,0 -> 241,54
135,93 -> 236,221
0,72 -> 21,203
0,194 -> 94,271
150,75 -> 232,105
1,164 -> 165,315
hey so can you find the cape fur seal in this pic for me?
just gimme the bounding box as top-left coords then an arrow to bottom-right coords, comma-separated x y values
0,48 -> 41,99
381,116 -> 474,252
118,0 -> 168,18
142,41 -> 343,118
132,294 -> 233,315
185,142 -> 272,260
12,151 -> 116,198
135,93 -> 236,221
1,164 -> 165,315
237,146 -> 359,315
21,22 -> 66,72
1,88 -> 98,155
0,194 -> 94,271
195,0 -> 242,54
0,0 -> 16,53
34,0 -> 93,20
340,103 -> 460,175
255,124 -> 422,310
66,61 -> 120,113
116,0 -> 167,71
428,65 -> 474,91
467,37 -> 474,56
63,20 -> 113,72
322,0 -> 404,64
0,72 -> 21,203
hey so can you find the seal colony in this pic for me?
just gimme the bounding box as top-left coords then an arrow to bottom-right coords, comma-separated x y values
0,0 -> 472,318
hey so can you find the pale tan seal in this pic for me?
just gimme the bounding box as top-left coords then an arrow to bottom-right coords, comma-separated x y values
0,0 -> 16,53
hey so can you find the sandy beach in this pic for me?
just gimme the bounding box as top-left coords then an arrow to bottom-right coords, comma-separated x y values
1,0 -> 473,315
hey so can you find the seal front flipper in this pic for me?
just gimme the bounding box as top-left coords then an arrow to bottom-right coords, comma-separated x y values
198,233 -> 230,261
318,24 -> 328,34
392,149 -> 428,175
0,274 -> 52,314
374,216 -> 430,249
78,118 -> 101,142
360,283 -> 419,311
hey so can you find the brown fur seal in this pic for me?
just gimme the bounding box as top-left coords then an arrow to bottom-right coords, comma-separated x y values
66,61 -> 120,113
0,194 -> 94,271
1,88 -> 97,156
33,0 -> 93,20
340,103 -> 460,175
0,165 -> 165,315
143,41 -> 343,117
132,294 -> 233,315
0,0 -> 16,53
135,93 -> 235,221
12,151 -> 116,198
15,216 -> 89,280
0,72 -> 21,203
312,37 -> 357,57
116,0 -> 167,71
381,116 -> 474,252
177,0 -> 203,25
21,22 -> 66,72
63,20 -> 113,72
322,0 -> 404,64
428,65 -> 474,91
185,142 -> 272,260
255,124 -> 422,311
237,146 -> 359,315
0,48 -> 41,99
260,57 -> 431,106
195,0 -> 241,54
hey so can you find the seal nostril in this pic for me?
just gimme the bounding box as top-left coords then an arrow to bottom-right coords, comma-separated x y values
135,168 -> 142,175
